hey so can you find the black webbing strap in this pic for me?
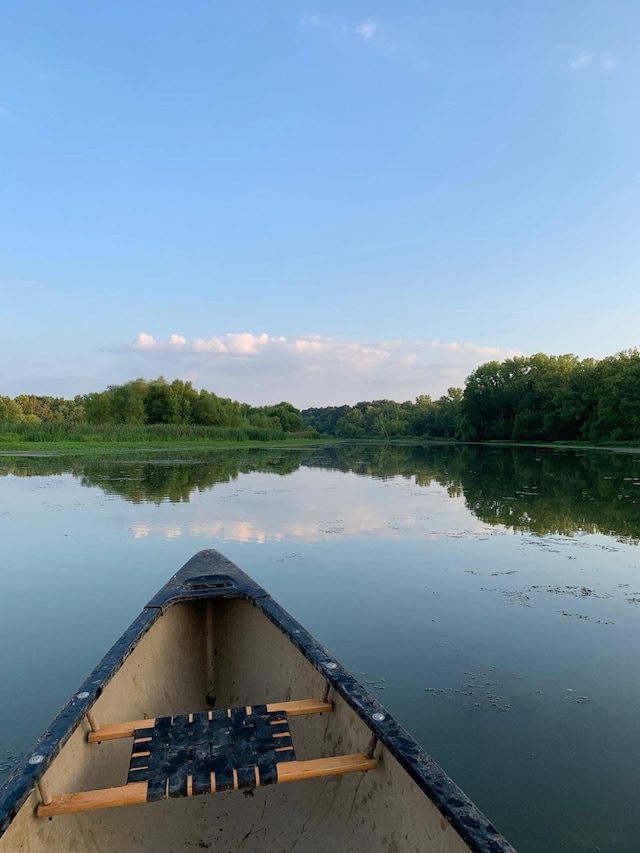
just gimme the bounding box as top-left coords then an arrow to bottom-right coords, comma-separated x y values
127,705 -> 296,801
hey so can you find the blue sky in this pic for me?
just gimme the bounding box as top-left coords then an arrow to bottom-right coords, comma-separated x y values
1,1 -> 638,407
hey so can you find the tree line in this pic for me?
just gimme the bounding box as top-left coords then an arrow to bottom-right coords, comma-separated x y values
2,348 -> 640,444
302,349 -> 640,444
0,377 -> 307,441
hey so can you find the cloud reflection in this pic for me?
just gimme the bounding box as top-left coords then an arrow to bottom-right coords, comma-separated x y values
128,487 -> 490,546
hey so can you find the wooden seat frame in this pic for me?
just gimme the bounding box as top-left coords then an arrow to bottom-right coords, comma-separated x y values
37,699 -> 377,818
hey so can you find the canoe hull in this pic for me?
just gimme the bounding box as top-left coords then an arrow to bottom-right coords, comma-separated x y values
0,550 -> 516,853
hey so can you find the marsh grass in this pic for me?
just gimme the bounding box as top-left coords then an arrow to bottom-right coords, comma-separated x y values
0,421 -> 319,450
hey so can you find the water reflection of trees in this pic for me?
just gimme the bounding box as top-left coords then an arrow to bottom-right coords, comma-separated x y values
0,450 -> 309,505
460,449 -> 640,543
2,444 -> 640,541
333,443 -> 640,543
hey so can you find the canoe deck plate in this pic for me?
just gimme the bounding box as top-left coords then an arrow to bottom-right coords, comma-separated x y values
128,706 -> 295,799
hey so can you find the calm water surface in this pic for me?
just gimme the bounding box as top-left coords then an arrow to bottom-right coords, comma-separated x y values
1,443 -> 640,852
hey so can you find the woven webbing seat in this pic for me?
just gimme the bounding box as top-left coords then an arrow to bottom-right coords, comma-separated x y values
37,699 -> 377,817
128,706 -> 295,799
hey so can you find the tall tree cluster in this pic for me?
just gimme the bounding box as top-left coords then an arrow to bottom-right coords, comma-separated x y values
459,350 -> 640,443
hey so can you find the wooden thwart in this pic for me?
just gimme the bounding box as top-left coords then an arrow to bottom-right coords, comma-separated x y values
87,699 -> 332,743
38,698 -> 377,818
38,782 -> 148,817
37,755 -> 377,817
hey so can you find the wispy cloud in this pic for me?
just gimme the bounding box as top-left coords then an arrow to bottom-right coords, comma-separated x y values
126,332 -> 520,406
599,53 -> 616,71
299,14 -> 325,28
299,13 -> 376,43
562,45 -> 617,72
355,18 -> 376,41
298,14 -> 435,74
569,53 -> 593,71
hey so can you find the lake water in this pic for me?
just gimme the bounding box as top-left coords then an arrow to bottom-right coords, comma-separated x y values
1,442 -> 640,852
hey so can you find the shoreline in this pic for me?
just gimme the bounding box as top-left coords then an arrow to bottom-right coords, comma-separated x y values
1,437 -> 639,458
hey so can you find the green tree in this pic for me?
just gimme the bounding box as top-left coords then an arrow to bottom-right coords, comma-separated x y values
109,382 -> 146,425
262,402 -> 303,432
192,390 -> 225,426
335,408 -> 367,438
144,378 -> 182,424
170,379 -> 199,423
84,391 -> 112,425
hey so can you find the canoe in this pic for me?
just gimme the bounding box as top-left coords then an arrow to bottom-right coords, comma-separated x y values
0,549 -> 517,852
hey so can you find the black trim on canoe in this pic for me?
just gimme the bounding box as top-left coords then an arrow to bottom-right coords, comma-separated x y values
0,550 -> 517,852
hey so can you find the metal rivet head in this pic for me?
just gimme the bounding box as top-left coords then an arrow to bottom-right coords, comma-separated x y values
372,712 -> 385,722
325,662 -> 338,670
28,754 -> 44,765
76,692 -> 90,700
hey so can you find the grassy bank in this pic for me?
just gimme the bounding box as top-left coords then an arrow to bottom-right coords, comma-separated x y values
1,421 -> 637,457
0,421 -> 322,454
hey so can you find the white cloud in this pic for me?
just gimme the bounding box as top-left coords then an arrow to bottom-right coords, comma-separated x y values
192,332 -> 276,354
427,340 -> 507,357
135,332 -> 156,348
600,54 -> 616,71
570,53 -> 592,71
135,332 -> 188,350
123,331 -> 521,407
356,18 -> 376,41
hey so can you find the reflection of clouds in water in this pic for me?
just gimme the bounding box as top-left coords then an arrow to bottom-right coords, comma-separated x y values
188,521 -> 279,544
127,480 -> 491,545
131,522 -> 182,540
129,504 -> 491,545
148,516 -> 479,544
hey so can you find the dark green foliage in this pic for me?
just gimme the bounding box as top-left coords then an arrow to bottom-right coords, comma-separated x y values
461,350 -> 640,444
264,402 -> 304,432
144,378 -> 183,424
301,405 -> 351,435
110,381 -> 146,425
192,391 -> 225,425
302,395 -> 464,440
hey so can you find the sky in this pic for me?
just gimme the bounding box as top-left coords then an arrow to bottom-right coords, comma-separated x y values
1,1 -> 639,408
